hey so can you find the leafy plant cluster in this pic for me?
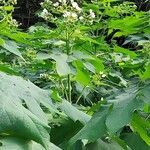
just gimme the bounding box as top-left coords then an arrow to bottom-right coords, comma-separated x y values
0,0 -> 150,149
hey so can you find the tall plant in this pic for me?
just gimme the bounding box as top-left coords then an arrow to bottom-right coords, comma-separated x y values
37,0 -> 107,103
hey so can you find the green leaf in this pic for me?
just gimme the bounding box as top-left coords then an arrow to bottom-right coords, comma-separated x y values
131,112 -> 150,146
85,138 -> 127,150
121,133 -> 150,150
79,36 -> 102,45
0,137 -> 30,150
0,38 -> 5,45
106,88 -> 144,133
32,141 -> 61,150
0,92 -> 51,149
141,64 -> 150,80
75,61 -> 90,86
89,58 -> 105,73
51,90 -> 62,102
51,118 -> 83,146
0,137 -> 61,150
0,64 -> 18,75
109,73 -> 128,87
69,106 -> 109,146
0,30 -> 36,47
114,46 -> 137,59
58,100 -> 91,125
37,52 -> 71,76
109,12 -> 149,36
0,72 -> 91,149
83,62 -> 95,73
140,83 -> 150,104
2,40 -> 23,59
50,53 -> 70,76
36,53 -> 52,60
0,71 -> 56,123
71,51 -> 92,61
0,72 -> 57,149
144,104 -> 150,113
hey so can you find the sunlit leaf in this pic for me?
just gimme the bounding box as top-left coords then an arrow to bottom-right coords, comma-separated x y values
131,112 -> 150,146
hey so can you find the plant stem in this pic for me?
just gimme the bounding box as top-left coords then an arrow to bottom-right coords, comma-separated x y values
66,28 -> 72,103
76,86 -> 87,104
67,74 -> 71,103
60,80 -> 68,101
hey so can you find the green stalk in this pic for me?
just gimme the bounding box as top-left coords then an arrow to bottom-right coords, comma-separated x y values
67,74 -> 71,103
60,80 -> 68,101
66,29 -> 72,103
76,86 -> 86,104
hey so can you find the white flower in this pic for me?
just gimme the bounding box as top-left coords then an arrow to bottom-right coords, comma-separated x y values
53,2 -> 59,7
71,12 -> 78,19
99,71 -> 106,78
59,0 -> 66,4
71,2 -> 82,12
76,6 -> 82,12
63,11 -> 78,21
63,11 -> 71,17
72,2 -> 78,8
43,8 -> 48,14
11,19 -> 19,27
102,74 -> 106,78
79,16 -> 84,21
89,9 -> 95,18
41,9 -> 49,19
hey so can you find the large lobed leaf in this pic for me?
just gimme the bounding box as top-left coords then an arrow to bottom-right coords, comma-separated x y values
0,71 -> 90,149
68,106 -> 109,146
0,71 -> 59,149
106,83 -> 150,133
0,71 -> 56,123
106,91 -> 143,133
68,83 -> 150,148
0,137 -> 60,150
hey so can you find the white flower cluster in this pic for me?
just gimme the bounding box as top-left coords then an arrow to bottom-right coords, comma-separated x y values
8,0 -> 17,5
40,0 -> 96,24
53,2 -> 59,7
79,9 -> 96,24
62,0 -> 82,22
40,8 -> 49,20
10,18 -> 20,27
88,9 -> 96,24
89,9 -> 95,19
71,1 -> 82,12
63,11 -> 78,21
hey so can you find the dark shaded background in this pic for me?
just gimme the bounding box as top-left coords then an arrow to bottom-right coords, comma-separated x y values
13,0 -> 150,29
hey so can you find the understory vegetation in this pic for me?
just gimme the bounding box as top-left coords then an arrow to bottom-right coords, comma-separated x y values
0,0 -> 150,149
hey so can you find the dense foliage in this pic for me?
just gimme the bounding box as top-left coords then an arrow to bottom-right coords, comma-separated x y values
0,0 -> 150,149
